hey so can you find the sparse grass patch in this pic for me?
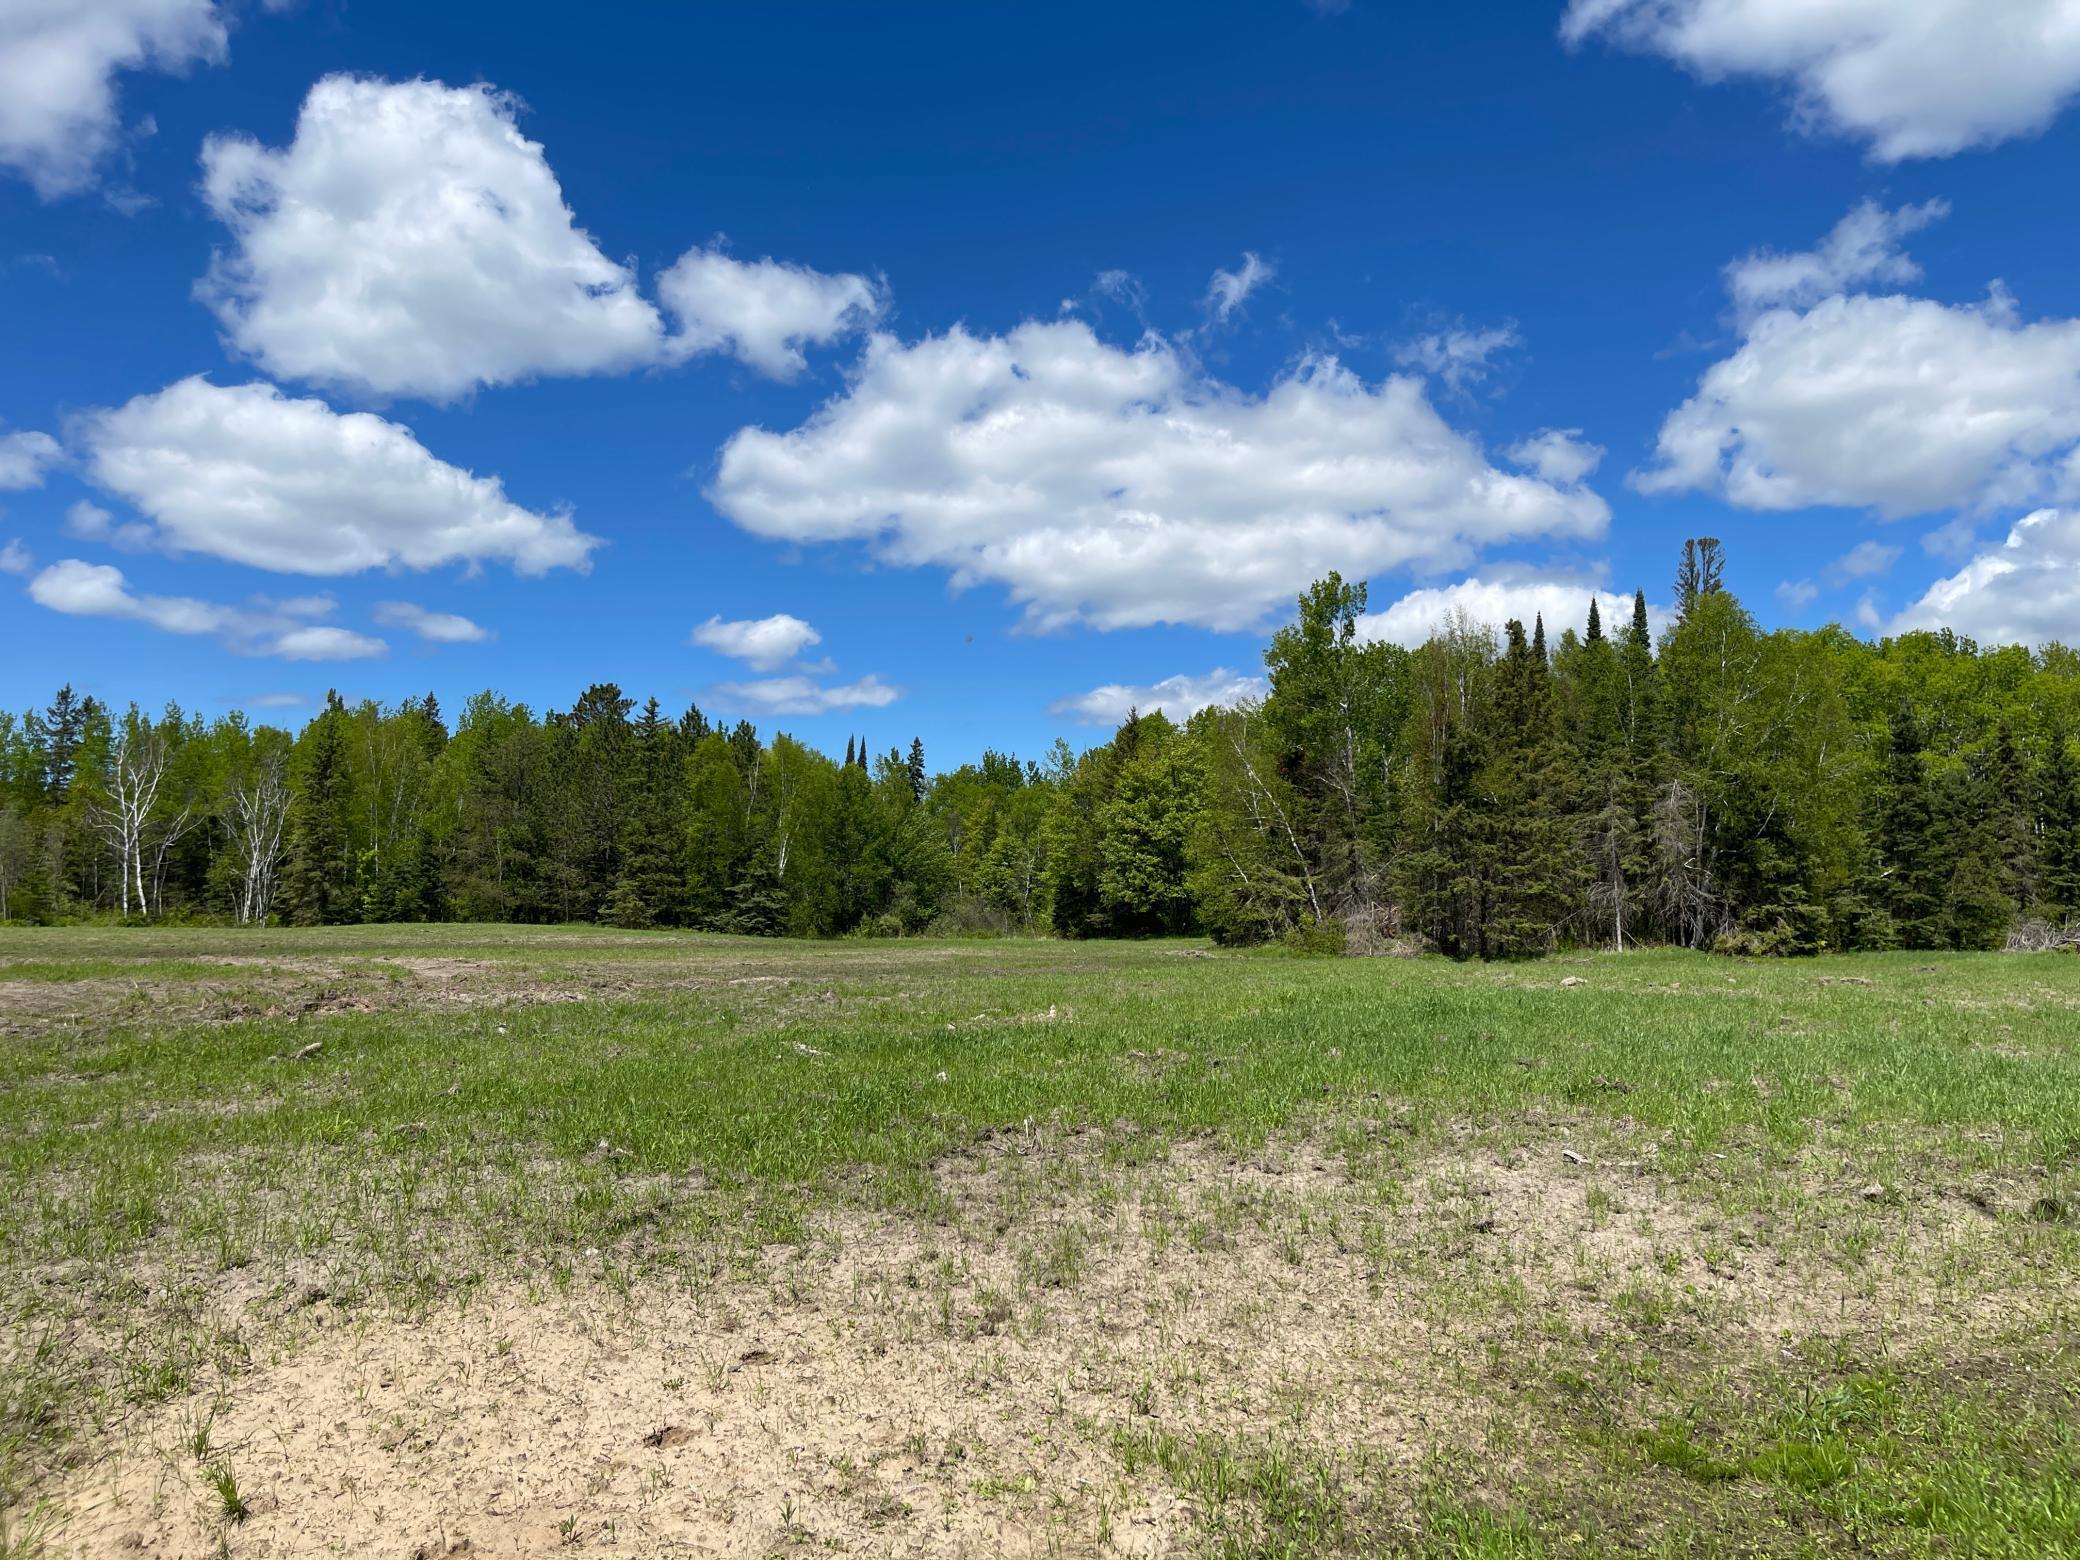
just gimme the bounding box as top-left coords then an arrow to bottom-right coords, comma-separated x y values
1,925 -> 2077,1554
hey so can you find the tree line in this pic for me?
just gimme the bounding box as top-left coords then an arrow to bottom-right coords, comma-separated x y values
4,540 -> 2078,955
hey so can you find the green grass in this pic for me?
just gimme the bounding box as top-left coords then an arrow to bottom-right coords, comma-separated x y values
2,924 -> 2077,1555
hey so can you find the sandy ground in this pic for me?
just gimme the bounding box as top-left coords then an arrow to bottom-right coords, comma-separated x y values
13,1126 -> 2041,1559
32,1202 -> 1461,1555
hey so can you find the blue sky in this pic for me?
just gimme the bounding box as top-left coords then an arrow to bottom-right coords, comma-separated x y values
5,0 -> 2080,764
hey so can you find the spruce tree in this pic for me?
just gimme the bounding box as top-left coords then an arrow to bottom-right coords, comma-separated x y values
907,738 -> 928,801
1876,708 -> 1942,947
35,685 -> 88,803
605,698 -> 688,927
1479,621 -> 1584,955
1938,755 -> 2015,950
1985,721 -> 2037,910
1585,597 -> 1603,644
281,694 -> 355,925
2040,725 -> 2080,917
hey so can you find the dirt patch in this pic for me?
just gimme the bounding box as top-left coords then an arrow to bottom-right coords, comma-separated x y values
22,1130 -> 2063,1557
34,1199 -> 1467,1557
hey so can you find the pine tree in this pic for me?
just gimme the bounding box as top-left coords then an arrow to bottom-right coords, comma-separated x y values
1630,590 -> 1650,650
843,735 -> 856,769
1674,537 -> 1724,618
906,738 -> 928,801
1585,597 -> 1603,644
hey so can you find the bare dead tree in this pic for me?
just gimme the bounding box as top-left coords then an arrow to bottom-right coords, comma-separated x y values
1649,778 -> 1727,948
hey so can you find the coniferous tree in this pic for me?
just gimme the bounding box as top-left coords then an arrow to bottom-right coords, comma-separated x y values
1936,754 -> 2016,950
34,685 -> 91,804
1478,620 -> 1584,955
1674,537 -> 1725,618
559,683 -> 634,918
1985,720 -> 2038,911
281,694 -> 355,925
2040,725 -> 2080,918
1876,708 -> 1943,946
604,698 -> 688,927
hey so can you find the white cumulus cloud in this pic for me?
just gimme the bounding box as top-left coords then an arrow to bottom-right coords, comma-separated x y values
1358,571 -> 1657,647
197,74 -> 883,399
708,673 -> 900,717
690,612 -> 822,671
199,74 -> 668,400
709,320 -> 1609,633
657,248 -> 881,380
0,539 -> 30,576
1637,205 -> 2080,518
1562,0 -> 2080,161
0,429 -> 62,489
74,376 -> 599,576
1051,668 -> 1270,727
26,559 -> 386,658
1507,428 -> 1604,486
372,600 -> 491,644
1890,507 -> 2080,646
0,0 -> 226,198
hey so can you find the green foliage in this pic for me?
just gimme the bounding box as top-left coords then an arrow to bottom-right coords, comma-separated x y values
2,544 -> 2076,954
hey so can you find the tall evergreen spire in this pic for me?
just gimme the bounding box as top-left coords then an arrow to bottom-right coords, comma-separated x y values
1586,597 -> 1603,643
1630,590 -> 1650,650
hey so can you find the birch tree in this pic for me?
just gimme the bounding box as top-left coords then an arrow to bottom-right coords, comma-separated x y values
87,714 -> 170,918
228,748 -> 293,925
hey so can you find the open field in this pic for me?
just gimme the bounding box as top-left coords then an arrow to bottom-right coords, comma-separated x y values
1,928 -> 2077,1557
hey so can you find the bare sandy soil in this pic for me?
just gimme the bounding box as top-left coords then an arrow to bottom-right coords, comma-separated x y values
23,1132 -> 2039,1559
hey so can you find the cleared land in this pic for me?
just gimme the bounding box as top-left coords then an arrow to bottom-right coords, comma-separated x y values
0,928 -> 2077,1558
